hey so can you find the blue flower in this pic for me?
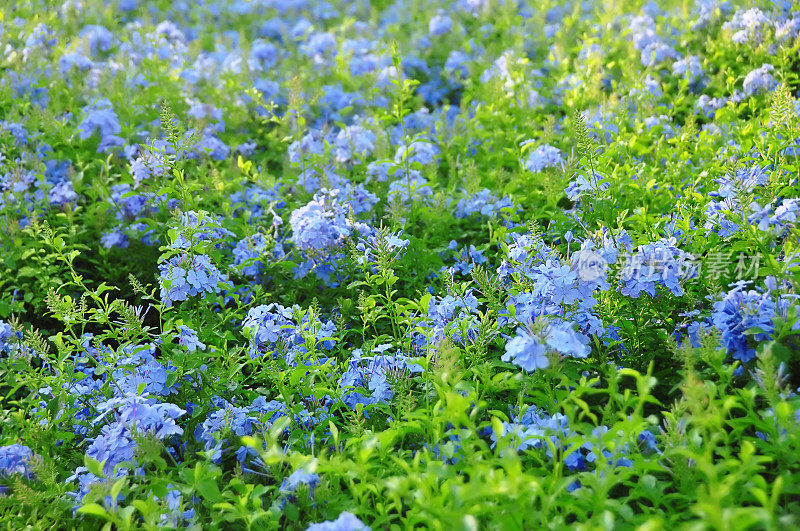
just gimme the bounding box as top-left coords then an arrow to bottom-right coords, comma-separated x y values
242,303 -> 337,364
177,326 -> 205,352
502,321 -> 590,372
158,254 -> 230,307
233,233 -> 282,280
429,12 -> 452,35
77,98 -> 124,153
112,343 -> 177,396
618,239 -> 696,298
421,291 -> 480,345
0,321 -> 22,355
387,172 -> 432,203
306,512 -> 370,531
672,55 -> 704,85
454,189 -> 513,219
723,8 -> 771,44
447,241 -> 488,275
503,329 -> 550,371
394,139 -> 440,166
339,349 -> 423,410
743,64 -> 778,96
248,39 -> 278,72
710,281 -> 777,362
280,468 -> 320,500
565,171 -> 609,201
129,140 -> 170,188
334,125 -> 376,163
524,143 -> 563,173
195,396 -> 285,463
78,25 -> 114,55
290,190 -> 354,252
355,230 -> 409,266
0,445 -> 34,478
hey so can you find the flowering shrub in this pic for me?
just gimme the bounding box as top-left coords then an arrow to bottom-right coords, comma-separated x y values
2,0 -> 800,528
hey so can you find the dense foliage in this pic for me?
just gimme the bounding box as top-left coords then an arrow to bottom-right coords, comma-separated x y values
2,0 -> 800,528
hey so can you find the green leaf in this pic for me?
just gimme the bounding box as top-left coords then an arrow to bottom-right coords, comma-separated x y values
84,455 -> 106,477
78,503 -> 109,518
284,503 -> 299,522
197,478 -> 221,501
110,478 -> 127,505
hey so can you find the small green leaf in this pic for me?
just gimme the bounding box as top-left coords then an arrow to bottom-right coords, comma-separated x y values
78,503 -> 109,518
84,455 -> 106,477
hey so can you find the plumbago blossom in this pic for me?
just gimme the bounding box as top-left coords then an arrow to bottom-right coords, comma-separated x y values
454,188 -> 513,219
129,139 -> 171,187
278,468 -> 320,509
749,198 -> 800,237
338,346 -> 424,410
618,238 -> 697,298
242,303 -> 337,365
306,511 -> 371,531
387,170 -> 433,202
289,188 -> 373,283
112,343 -> 178,396
446,240 -> 488,275
68,394 -> 185,504
523,142 -> 564,173
288,129 -> 326,164
704,165 -> 770,237
723,8 -> 772,45
416,290 -> 481,347
195,396 -> 286,463
30,340 -> 180,442
499,229 -> 619,319
169,210 -> 235,250
708,277 -> 800,364
394,138 -> 440,166
176,325 -> 205,352
232,232 -> 284,280
493,406 -> 657,473
502,320 -> 590,371
290,189 -> 357,252
743,64 -> 778,96
158,253 -> 230,307
76,98 -> 124,152
565,171 -> 610,202
0,322 -> 23,356
39,339 -> 177,406
333,123 -> 376,163
354,229 -> 409,266
496,228 -> 629,370
0,445 -> 35,478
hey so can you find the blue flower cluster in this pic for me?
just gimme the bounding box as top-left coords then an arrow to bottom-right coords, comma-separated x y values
306,511 -> 370,531
618,238 -> 697,298
708,278 -> 793,363
494,406 -> 658,476
243,303 -> 337,365
502,321 -> 590,372
446,240 -> 488,275
339,347 -> 424,410
0,445 -> 34,479
158,253 -> 230,307
195,396 -> 286,463
290,190 -> 357,253
454,189 -> 513,219
233,233 -> 284,280
523,143 -> 564,173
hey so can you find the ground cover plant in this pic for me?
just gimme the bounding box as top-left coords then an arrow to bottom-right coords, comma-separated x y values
1,0 -> 800,528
